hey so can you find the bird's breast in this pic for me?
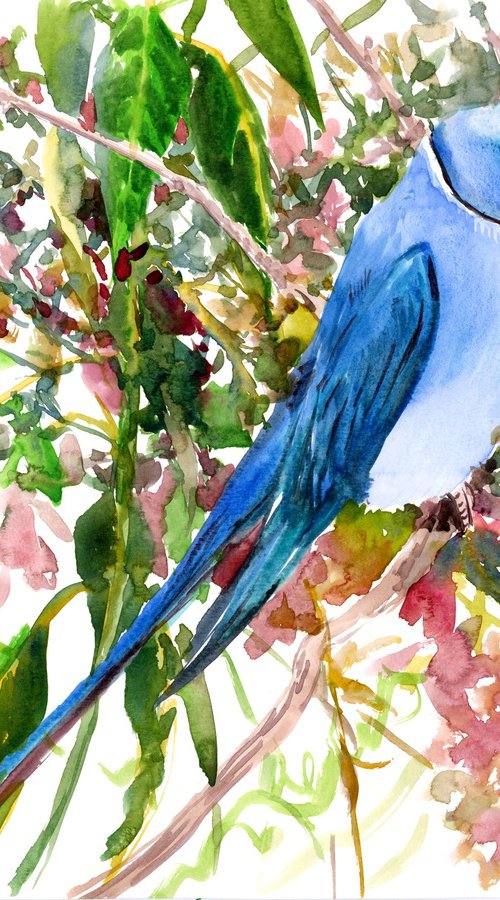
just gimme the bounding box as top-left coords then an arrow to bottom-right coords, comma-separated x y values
361,141 -> 500,508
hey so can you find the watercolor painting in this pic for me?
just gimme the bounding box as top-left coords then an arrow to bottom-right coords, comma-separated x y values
0,0 -> 499,897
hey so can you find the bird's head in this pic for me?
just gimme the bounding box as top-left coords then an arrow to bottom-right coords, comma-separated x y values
432,103 -> 500,222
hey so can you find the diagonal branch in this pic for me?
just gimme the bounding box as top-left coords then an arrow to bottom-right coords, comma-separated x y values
69,627 -> 326,899
70,476 -> 496,898
0,86 -> 294,297
306,0 -> 425,148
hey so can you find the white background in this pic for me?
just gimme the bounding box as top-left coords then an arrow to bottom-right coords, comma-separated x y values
0,1 -> 498,898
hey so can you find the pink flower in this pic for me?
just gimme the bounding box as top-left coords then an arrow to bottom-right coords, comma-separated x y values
59,434 -> 84,485
137,467 -> 176,579
321,180 -> 350,230
24,78 -> 43,105
37,265 -> 63,297
298,217 -> 331,253
0,239 -> 17,279
314,117 -> 341,159
196,464 -> 234,512
244,551 -> 325,658
472,809 -> 500,863
269,117 -> 306,169
269,116 -> 340,170
82,360 -> 122,415
0,484 -> 72,605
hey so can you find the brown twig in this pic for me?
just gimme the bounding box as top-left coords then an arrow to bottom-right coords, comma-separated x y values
70,490 -> 478,898
69,627 -> 326,898
306,0 -> 426,148
0,86 -> 295,297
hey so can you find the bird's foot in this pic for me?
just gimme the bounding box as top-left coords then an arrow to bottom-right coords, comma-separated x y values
418,457 -> 497,535
469,455 -> 498,492
419,485 -> 474,534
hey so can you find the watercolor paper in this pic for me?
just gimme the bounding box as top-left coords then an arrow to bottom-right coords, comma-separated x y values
0,1 -> 499,898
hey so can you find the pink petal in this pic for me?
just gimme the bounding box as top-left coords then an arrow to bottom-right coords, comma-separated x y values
82,360 -> 122,415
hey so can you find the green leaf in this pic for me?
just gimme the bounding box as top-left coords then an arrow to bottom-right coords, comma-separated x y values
224,0 -> 323,127
0,785 -> 22,834
93,6 -> 192,250
74,492 -> 117,644
74,492 -> 117,588
411,58 -> 436,83
36,0 -> 95,115
0,431 -> 65,504
43,127 -> 97,317
102,640 -> 176,859
124,499 -> 156,596
311,28 -> 329,55
0,625 -> 29,680
342,0 -> 388,31
174,626 -> 218,786
10,707 -> 99,896
197,383 -> 252,449
185,44 -> 272,244
0,351 -> 16,372
137,324 -> 208,435
102,497 -> 173,860
0,625 -> 49,766
179,676 -> 217,786
460,530 -> 500,600
165,485 -> 205,564
182,0 -> 207,41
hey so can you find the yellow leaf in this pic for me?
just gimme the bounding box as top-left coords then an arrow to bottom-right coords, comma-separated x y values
278,304 -> 318,352
43,127 -> 85,260
352,756 -> 391,769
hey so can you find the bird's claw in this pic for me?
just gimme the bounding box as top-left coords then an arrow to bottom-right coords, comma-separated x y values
419,485 -> 474,534
418,457 -> 497,534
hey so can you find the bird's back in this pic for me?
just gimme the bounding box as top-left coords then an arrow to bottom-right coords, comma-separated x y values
350,108 -> 500,508
432,102 -> 500,221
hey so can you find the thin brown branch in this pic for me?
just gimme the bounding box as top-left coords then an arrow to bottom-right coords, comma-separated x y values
0,86 -> 295,297
69,628 -> 326,899
306,0 -> 425,148
70,478 -> 491,898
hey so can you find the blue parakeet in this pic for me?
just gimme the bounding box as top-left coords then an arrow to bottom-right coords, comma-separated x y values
1,102 -> 499,800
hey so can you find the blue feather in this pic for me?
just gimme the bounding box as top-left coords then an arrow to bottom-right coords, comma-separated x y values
2,101 -> 500,800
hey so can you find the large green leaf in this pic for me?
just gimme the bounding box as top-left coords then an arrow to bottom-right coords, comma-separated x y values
43,127 -> 97,317
185,45 -> 272,244
175,625 -> 218,786
36,0 -> 95,116
0,625 -> 49,766
102,499 -> 175,859
197,383 -> 252,449
74,491 -> 117,645
9,707 -> 99,896
103,639 -> 176,859
225,0 -> 323,127
0,430 -> 65,504
93,6 -> 192,250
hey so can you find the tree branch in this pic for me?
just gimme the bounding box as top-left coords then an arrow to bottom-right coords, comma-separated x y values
69,627 -> 326,899
70,478 -> 499,899
306,0 -> 425,148
0,86 -> 295,297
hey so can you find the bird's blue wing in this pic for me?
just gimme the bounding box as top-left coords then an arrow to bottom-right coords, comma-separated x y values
0,330 -> 313,795
0,246 -> 437,798
166,243 -> 440,695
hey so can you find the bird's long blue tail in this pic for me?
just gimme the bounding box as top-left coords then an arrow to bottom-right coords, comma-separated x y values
0,402 -> 294,802
0,555 -> 199,801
